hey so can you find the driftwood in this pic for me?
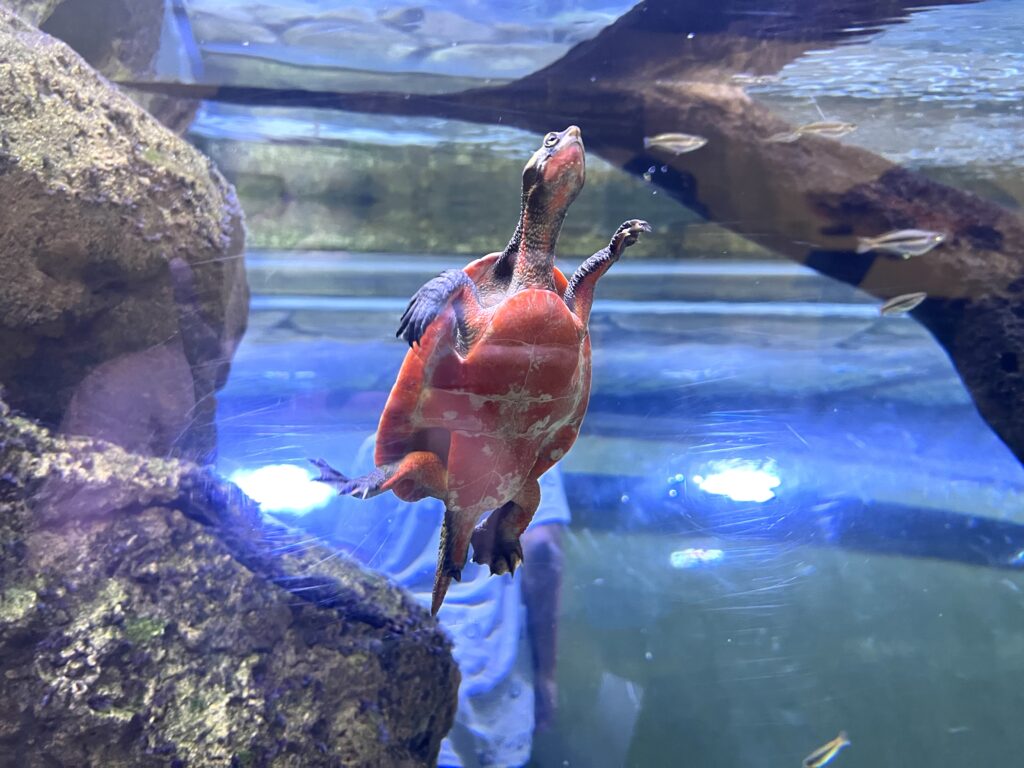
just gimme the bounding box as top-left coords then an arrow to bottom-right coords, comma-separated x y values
124,0 -> 1024,465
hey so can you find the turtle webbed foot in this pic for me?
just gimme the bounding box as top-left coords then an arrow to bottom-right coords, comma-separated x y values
610,219 -> 651,256
309,459 -> 383,499
396,268 -> 480,347
470,519 -> 524,577
310,458 -> 349,484
397,290 -> 438,347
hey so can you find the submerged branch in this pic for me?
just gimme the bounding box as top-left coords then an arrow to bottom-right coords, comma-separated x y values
123,0 -> 1024,465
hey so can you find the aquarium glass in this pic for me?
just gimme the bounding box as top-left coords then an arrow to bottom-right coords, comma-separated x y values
3,1 -> 1024,766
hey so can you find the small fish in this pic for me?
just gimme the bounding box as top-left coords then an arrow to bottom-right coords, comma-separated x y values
856,229 -> 946,258
803,731 -> 850,768
643,132 -> 708,154
880,291 -> 927,316
731,72 -> 781,86
766,121 -> 857,143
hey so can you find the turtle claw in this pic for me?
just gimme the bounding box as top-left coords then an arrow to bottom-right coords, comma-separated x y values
503,541 -> 524,577
396,268 -> 477,348
309,459 -> 382,498
611,219 -> 651,253
471,528 -> 525,578
310,458 -> 349,484
396,293 -> 435,348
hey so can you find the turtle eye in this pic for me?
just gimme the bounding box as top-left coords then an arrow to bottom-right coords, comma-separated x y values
543,132 -> 559,148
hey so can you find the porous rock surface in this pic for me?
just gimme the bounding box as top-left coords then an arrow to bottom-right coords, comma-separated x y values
0,0 -> 60,25
1,0 -> 197,132
0,6 -> 246,459
0,397 -> 459,767
2,0 -> 164,78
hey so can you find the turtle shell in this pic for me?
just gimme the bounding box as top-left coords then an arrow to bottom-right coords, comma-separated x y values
375,253 -> 590,511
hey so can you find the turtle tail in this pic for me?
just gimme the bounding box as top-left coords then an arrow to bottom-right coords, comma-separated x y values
431,508 -> 468,615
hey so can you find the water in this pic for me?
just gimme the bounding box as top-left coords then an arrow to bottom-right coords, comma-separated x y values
4,1 -> 1024,766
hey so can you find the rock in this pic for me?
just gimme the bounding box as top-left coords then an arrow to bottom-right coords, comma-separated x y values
3,0 -> 199,135
279,19 -> 418,68
191,9 -> 280,46
423,41 -> 569,77
37,0 -> 164,79
0,397 -> 459,767
0,0 -> 61,25
382,7 -> 495,44
182,1 -> 591,87
0,7 -> 248,460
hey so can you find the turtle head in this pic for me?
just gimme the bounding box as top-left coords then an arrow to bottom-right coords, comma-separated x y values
521,125 -> 586,216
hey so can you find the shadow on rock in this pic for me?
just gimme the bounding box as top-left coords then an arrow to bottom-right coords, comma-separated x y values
0,6 -> 247,462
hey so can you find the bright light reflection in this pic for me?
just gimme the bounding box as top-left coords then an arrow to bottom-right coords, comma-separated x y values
230,464 -> 335,515
670,548 -> 725,569
692,460 -> 781,503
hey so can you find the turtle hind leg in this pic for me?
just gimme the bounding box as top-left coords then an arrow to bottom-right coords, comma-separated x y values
470,501 -> 524,577
432,507 -> 475,615
311,450 -> 448,502
310,458 -> 390,499
470,479 -> 541,577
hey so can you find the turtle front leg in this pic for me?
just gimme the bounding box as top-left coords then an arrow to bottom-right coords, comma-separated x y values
564,219 -> 650,325
397,269 -> 484,348
470,479 -> 541,577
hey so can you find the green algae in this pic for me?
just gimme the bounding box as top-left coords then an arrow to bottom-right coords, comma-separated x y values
1,398 -> 458,765
123,615 -> 166,644
0,586 -> 38,623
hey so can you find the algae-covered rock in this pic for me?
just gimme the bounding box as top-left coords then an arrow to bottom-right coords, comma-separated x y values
2,0 -> 164,77
0,7 -> 247,459
185,1 -> 615,91
0,397 -> 459,766
25,0 -> 200,136
0,0 -> 60,25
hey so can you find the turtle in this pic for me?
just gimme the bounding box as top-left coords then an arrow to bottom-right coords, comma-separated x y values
313,125 -> 649,615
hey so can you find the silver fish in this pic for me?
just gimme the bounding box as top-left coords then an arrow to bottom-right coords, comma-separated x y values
880,292 -> 927,316
643,132 -> 708,154
766,121 -> 857,143
856,229 -> 946,258
803,731 -> 850,768
731,72 -> 781,86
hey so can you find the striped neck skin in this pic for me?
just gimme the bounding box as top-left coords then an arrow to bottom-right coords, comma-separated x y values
510,203 -> 569,291
499,127 -> 585,291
